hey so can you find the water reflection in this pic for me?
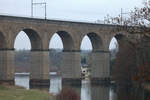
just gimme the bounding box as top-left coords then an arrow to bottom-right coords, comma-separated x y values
15,73 -> 115,100
15,73 -> 29,90
109,88 -> 117,100
50,75 -> 62,95
81,80 -> 91,100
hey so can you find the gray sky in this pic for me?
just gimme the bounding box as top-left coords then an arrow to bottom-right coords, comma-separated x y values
0,0 -> 143,50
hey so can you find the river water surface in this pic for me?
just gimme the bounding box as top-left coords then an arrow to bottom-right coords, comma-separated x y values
15,73 -> 117,100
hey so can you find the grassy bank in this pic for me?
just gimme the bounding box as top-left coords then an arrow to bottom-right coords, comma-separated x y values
0,84 -> 54,100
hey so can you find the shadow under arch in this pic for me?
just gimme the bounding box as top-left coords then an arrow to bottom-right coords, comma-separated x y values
14,28 -> 42,50
114,34 -> 126,43
112,34 -> 128,51
109,33 -> 129,62
81,32 -> 104,52
0,31 -> 7,49
50,31 -> 75,51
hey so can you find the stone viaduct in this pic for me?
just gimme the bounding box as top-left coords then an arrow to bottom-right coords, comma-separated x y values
0,15 -> 147,87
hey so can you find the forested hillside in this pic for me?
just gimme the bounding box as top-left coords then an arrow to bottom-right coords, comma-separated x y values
15,49 -> 115,72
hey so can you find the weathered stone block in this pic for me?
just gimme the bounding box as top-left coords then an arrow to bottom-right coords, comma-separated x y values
0,50 -> 14,81
61,51 -> 81,79
30,51 -> 50,80
91,51 -> 110,79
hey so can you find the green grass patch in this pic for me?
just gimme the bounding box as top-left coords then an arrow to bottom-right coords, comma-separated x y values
0,85 -> 54,100
0,85 -> 7,90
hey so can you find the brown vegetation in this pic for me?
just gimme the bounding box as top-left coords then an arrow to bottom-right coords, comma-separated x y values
56,87 -> 80,100
133,62 -> 150,83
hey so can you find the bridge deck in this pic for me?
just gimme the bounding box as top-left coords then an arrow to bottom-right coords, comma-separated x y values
0,15 -> 121,28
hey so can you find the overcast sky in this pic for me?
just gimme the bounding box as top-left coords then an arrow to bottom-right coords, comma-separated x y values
0,0 -> 143,50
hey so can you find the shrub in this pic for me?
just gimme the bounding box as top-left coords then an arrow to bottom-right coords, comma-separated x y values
56,87 -> 80,100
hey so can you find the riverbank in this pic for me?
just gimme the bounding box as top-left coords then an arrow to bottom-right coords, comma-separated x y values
0,84 -> 54,100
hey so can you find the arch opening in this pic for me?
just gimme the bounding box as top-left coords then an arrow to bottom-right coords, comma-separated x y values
23,29 -> 42,50
109,34 -> 126,55
14,29 -> 42,50
14,31 -> 31,75
110,34 -> 137,79
49,33 -> 63,74
14,29 -> 41,89
80,35 -> 92,67
49,33 -> 63,50
49,31 -> 74,51
14,31 -> 31,50
109,34 -> 126,70
87,32 -> 104,51
57,31 -> 74,51
49,31 -> 74,74
109,37 -> 119,59
80,33 -> 104,68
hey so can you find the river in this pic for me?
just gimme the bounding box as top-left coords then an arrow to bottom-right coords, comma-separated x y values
15,73 -> 117,100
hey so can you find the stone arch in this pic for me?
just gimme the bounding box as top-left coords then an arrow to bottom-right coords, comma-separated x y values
0,31 -> 6,49
109,31 -> 129,51
114,34 -> 127,45
80,32 -> 104,51
49,31 -> 75,51
14,28 -> 42,50
112,31 -> 128,40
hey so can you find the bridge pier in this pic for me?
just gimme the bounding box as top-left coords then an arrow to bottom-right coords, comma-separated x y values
30,50 -> 50,89
61,51 -> 81,86
0,49 -> 15,85
91,51 -> 110,85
